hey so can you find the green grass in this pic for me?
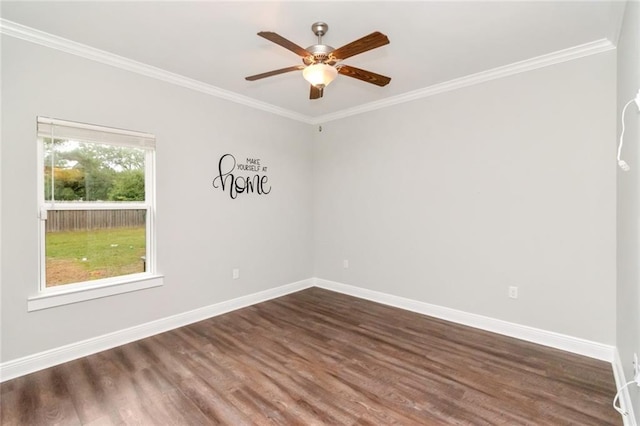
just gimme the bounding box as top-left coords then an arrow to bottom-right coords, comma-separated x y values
46,226 -> 146,286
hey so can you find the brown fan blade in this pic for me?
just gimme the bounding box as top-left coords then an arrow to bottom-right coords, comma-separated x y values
310,85 -> 323,100
245,65 -> 304,81
338,65 -> 391,87
330,31 -> 390,60
258,31 -> 312,58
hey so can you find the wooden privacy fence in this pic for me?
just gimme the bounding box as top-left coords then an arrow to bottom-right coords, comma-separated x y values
46,209 -> 146,232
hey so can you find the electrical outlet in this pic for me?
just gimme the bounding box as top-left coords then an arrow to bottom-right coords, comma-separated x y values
508,286 -> 518,299
343,259 -> 349,269
232,268 -> 239,280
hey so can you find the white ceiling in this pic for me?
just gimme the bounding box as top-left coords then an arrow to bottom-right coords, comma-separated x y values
1,1 -> 624,120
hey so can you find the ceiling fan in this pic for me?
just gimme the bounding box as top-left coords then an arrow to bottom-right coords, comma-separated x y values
245,22 -> 391,100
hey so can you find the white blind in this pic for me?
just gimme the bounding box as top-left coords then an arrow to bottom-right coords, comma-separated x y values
37,117 -> 155,149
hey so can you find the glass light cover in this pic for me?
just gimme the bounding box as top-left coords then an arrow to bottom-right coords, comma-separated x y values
302,63 -> 338,87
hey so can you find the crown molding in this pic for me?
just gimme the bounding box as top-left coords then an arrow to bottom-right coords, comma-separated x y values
0,19 -> 314,124
1,19 -> 614,125
311,38 -> 615,124
607,0 -> 627,47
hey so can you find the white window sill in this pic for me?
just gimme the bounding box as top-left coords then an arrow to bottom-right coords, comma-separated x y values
27,274 -> 164,312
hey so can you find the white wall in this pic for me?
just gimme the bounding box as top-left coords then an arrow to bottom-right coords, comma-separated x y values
0,30 -> 621,367
0,36 -> 314,362
617,0 -> 640,418
313,52 -> 617,344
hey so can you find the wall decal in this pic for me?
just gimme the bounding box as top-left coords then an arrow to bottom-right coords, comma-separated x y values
212,154 -> 271,199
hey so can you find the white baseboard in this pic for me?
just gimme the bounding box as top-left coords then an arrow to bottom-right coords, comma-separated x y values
314,278 -> 615,362
0,278 -> 313,382
613,348 -> 638,426
1,277 -> 619,384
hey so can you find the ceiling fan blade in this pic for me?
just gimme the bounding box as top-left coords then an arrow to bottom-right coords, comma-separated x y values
310,85 -> 323,100
258,31 -> 313,58
330,31 -> 390,60
338,65 -> 391,87
245,65 -> 304,81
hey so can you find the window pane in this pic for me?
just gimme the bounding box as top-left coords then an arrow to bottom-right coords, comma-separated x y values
43,139 -> 145,203
45,209 -> 147,287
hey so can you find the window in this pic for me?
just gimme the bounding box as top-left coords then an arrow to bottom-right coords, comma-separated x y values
31,117 -> 161,311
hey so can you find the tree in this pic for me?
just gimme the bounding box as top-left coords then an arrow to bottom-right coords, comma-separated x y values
108,169 -> 145,201
44,139 -> 145,202
44,167 -> 85,200
62,146 -> 115,201
67,144 -> 144,171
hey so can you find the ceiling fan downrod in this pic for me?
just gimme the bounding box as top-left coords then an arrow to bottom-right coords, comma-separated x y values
306,22 -> 334,65
312,22 -> 328,44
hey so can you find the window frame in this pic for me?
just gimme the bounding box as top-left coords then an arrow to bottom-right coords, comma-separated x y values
30,117 -> 162,311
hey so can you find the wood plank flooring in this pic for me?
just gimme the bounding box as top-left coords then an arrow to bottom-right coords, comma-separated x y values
1,287 -> 620,425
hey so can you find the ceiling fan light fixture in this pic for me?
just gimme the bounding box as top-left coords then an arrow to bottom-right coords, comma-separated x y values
303,63 -> 338,88
245,23 -> 391,99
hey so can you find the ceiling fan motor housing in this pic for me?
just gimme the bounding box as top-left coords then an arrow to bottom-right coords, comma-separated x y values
303,44 -> 336,65
304,22 -> 335,65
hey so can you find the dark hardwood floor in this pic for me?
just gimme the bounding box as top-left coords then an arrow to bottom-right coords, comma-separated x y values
1,287 -> 620,425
